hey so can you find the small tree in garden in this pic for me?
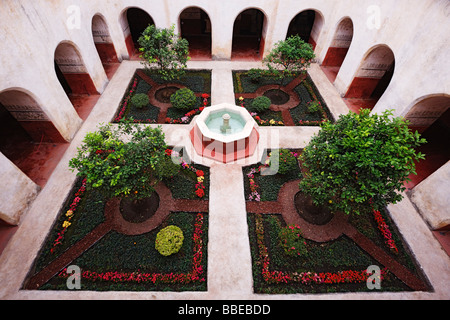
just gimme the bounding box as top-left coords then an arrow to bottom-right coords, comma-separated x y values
138,24 -> 190,86
299,109 -> 426,216
69,121 -> 179,201
263,35 -> 315,94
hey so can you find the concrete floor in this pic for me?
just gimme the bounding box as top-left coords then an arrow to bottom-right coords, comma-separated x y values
0,60 -> 449,300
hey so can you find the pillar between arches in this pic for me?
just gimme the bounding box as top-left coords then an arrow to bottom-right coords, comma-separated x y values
0,153 -> 39,225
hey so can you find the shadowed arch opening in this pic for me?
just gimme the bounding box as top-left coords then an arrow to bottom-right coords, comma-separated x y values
344,45 -> 395,113
54,42 -> 100,120
286,9 -> 324,50
119,7 -> 154,59
179,7 -> 211,60
0,89 -> 68,188
404,95 -> 450,189
321,17 -> 353,83
232,8 -> 266,61
91,14 -> 120,79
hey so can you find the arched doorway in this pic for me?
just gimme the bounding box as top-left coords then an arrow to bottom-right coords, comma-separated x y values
321,18 -> 353,83
92,14 -> 119,79
0,89 -> 68,188
231,9 -> 266,61
179,7 -> 211,60
404,95 -> 450,189
286,10 -> 324,50
344,45 -> 395,113
120,7 -> 154,59
54,42 -> 100,120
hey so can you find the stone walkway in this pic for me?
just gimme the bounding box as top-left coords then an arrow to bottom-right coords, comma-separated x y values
0,60 -> 449,300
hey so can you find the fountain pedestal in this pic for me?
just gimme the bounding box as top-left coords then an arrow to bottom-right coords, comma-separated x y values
190,103 -> 260,163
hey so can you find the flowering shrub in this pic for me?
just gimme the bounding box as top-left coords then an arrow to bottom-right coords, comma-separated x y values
168,149 -> 206,198
51,178 -> 87,253
279,224 -> 308,257
246,166 -> 263,201
165,106 -> 205,124
270,149 -> 299,175
251,112 -> 284,126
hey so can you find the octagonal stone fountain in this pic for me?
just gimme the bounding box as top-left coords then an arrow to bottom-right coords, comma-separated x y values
190,103 -> 260,163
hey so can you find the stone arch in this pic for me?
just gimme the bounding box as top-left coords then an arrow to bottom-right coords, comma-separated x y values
286,9 -> 325,50
54,41 -> 98,95
231,8 -> 267,60
321,17 -> 354,82
91,14 -> 119,64
178,6 -> 212,60
0,88 -> 68,187
344,44 -> 395,111
119,7 -> 154,58
403,94 -> 450,189
91,13 -> 120,79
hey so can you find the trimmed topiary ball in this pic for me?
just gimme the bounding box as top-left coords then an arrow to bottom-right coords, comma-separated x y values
170,88 -> 197,110
250,96 -> 271,112
131,93 -> 150,109
155,225 -> 184,256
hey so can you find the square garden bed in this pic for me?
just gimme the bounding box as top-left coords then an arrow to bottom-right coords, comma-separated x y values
243,149 -> 431,294
23,148 -> 209,291
113,69 -> 211,125
233,70 -> 335,126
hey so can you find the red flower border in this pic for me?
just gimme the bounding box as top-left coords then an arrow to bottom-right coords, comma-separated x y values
50,178 -> 87,254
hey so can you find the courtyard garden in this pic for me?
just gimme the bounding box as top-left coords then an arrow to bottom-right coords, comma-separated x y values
20,27 -> 433,296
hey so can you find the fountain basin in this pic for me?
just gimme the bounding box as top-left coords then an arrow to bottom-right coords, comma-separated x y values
190,103 -> 259,163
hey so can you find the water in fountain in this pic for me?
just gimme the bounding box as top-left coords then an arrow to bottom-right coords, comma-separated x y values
205,111 -> 246,135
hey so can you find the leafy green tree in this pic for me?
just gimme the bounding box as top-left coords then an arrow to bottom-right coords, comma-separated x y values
69,121 -> 179,200
263,35 -> 315,92
138,24 -> 190,86
299,109 -> 426,216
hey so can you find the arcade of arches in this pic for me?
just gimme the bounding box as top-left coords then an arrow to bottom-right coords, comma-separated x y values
0,2 -> 449,261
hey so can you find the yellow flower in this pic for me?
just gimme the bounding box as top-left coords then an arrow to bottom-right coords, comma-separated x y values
329,200 -> 333,204
65,210 -> 73,217
62,221 -> 71,228
239,96 -> 244,101
197,176 -> 204,183
269,119 -> 276,125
